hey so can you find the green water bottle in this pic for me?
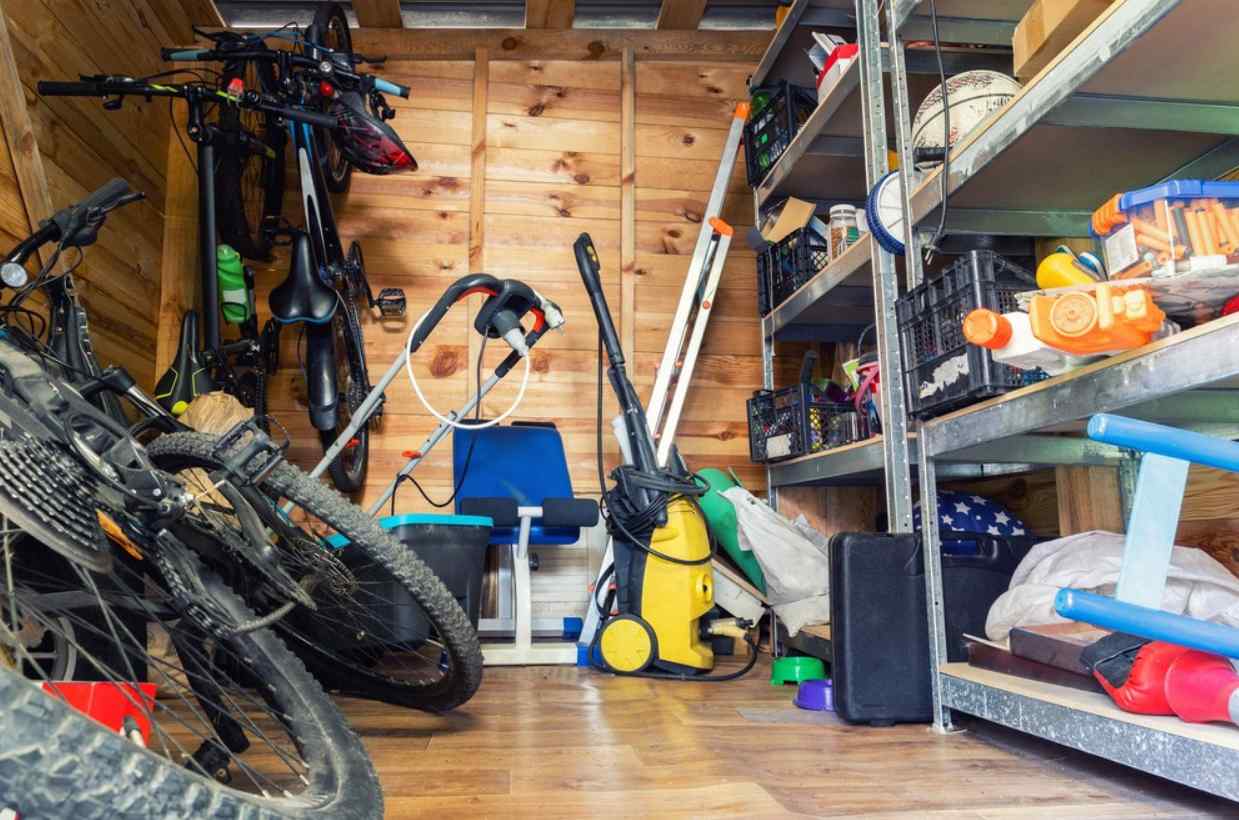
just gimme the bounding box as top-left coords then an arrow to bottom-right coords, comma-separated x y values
217,244 -> 252,325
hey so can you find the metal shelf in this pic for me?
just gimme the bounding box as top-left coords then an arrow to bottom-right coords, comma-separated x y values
751,0 -> 858,89
904,0 -> 1239,237
920,314 -> 1239,459
941,663 -> 1239,801
765,236 -> 873,342
893,0 -> 1034,36
770,430 -> 1123,488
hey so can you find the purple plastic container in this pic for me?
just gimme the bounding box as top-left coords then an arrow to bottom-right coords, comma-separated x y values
794,678 -> 834,711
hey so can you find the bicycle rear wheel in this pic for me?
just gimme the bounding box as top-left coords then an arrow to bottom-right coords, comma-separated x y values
145,432 -> 484,713
0,533 -> 381,818
216,59 -> 285,262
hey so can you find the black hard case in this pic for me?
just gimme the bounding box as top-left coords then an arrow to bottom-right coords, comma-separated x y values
828,532 -> 1032,725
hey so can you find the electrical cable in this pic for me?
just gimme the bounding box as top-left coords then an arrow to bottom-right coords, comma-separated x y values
405,306 -> 530,430
389,335 -> 486,514
926,0 -> 950,259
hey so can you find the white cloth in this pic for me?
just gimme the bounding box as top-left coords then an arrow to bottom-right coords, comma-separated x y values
986,530 -> 1239,641
720,487 -> 829,635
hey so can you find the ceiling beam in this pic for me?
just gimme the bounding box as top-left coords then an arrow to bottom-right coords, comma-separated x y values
353,0 -> 404,29
351,27 -> 769,61
525,0 -> 575,29
656,0 -> 709,30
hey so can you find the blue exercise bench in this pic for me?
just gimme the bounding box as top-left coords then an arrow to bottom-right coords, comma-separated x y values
454,422 -> 598,665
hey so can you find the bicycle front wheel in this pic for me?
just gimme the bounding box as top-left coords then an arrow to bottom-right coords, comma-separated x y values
146,432 -> 485,713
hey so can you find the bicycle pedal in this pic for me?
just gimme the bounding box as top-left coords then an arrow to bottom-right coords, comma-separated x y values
376,288 -> 406,318
210,418 -> 289,487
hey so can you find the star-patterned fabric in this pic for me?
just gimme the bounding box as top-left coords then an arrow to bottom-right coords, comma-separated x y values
913,490 -> 1027,538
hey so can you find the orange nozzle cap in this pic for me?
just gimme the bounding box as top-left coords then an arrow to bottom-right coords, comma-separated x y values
963,309 -> 1012,350
734,102 -> 750,120
708,217 -> 734,236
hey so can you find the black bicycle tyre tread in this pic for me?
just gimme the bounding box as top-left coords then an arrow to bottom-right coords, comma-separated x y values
0,560 -> 381,819
319,424 -> 367,494
311,3 -> 353,194
319,305 -> 368,493
145,432 -> 484,713
215,62 -> 285,263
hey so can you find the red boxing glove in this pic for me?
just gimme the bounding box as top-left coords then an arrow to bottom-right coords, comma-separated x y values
1165,650 -> 1239,725
1082,634 -> 1189,715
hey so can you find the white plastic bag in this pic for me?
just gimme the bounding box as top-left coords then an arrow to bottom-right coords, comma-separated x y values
720,487 -> 829,635
986,530 -> 1239,641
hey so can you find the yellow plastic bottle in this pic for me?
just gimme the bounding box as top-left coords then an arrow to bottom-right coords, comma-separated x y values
1027,284 -> 1165,355
1036,252 -> 1098,289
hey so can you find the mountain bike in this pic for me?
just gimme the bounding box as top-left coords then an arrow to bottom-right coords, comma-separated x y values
0,179 -> 383,817
161,11 -> 416,493
8,174 -> 485,715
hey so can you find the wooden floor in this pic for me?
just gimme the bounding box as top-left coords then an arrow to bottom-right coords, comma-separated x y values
342,657 -> 1238,818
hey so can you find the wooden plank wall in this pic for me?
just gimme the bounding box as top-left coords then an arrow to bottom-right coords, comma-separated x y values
3,0 -> 179,388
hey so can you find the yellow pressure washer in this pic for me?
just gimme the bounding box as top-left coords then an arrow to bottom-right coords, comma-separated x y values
574,234 -> 755,680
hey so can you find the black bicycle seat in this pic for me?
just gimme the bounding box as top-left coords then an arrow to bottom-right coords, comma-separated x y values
269,233 -> 337,325
154,310 -> 215,415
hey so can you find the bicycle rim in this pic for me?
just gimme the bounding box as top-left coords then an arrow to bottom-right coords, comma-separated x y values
145,432 -> 484,713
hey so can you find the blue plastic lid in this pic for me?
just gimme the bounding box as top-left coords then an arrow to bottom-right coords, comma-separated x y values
1118,179 -> 1239,212
324,513 -> 494,549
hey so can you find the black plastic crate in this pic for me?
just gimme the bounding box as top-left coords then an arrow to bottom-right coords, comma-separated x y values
756,224 -> 830,316
897,250 -> 1041,419
748,383 -> 862,463
744,81 -> 817,187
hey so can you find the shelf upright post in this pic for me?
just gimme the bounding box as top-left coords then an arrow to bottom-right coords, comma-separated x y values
857,0 -> 913,533
885,1 -> 926,290
918,429 -> 953,732
761,313 -> 778,511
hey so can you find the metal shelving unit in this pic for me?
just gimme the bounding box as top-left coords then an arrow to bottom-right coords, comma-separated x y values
751,0 -> 1022,519
883,0 -> 1239,800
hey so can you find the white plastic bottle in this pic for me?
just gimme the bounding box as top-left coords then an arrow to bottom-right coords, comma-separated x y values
963,309 -> 1087,376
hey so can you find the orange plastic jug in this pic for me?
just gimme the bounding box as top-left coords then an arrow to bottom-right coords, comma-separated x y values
1027,284 -> 1165,355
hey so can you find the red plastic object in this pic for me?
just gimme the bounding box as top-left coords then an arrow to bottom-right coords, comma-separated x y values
1093,640 -> 1188,715
319,80 -> 336,98
226,77 -> 244,97
816,44 -> 859,89
1164,649 -> 1239,724
1222,294 -> 1239,316
42,681 -> 158,744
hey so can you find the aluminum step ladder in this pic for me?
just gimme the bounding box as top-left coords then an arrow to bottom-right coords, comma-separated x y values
578,103 -> 752,655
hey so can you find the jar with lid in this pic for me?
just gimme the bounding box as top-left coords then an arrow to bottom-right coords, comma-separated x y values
828,204 -> 858,260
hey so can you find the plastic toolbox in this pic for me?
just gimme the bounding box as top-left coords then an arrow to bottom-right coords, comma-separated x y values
744,81 -> 817,186
1093,179 -> 1239,279
829,531 -> 1034,725
747,383 -> 861,463
897,250 -> 1041,419
756,224 -> 830,316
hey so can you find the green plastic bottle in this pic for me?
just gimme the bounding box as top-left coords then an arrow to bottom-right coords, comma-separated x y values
217,244 -> 251,325
695,468 -> 766,594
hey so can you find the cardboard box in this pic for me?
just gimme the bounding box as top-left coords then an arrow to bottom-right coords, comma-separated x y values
1013,0 -> 1114,80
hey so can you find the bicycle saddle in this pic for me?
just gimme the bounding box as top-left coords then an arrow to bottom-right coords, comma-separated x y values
154,310 -> 215,415
269,233 -> 337,325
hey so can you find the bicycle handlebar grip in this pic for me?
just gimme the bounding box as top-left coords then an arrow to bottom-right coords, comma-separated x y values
37,80 -> 103,96
373,77 -> 410,99
161,47 -> 213,61
79,178 -> 133,212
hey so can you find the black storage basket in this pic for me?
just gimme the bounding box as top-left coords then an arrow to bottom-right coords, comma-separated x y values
747,383 -> 861,463
756,224 -> 830,317
897,250 -> 1041,419
744,81 -> 817,186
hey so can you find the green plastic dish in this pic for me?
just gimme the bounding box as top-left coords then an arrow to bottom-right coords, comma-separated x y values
694,468 -> 766,594
771,656 -> 827,686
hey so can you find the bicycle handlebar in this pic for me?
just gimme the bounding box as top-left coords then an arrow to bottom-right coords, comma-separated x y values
159,45 -> 412,99
36,78 -> 338,127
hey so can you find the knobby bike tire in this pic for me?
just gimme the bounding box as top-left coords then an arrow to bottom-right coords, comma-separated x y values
215,59 -> 285,263
320,298 -> 370,493
0,559 -> 382,819
144,432 -> 484,713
